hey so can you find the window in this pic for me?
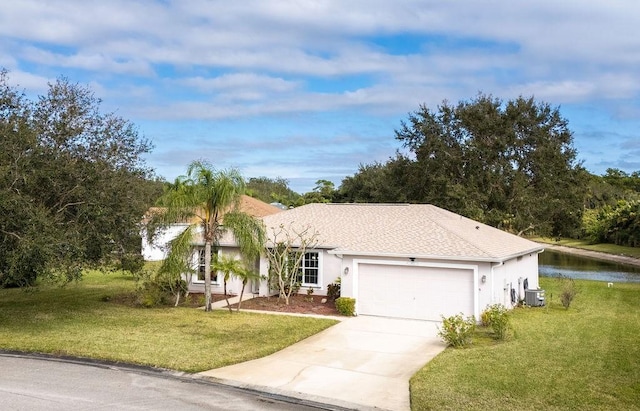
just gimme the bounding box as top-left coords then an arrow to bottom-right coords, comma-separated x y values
299,252 -> 320,286
194,248 -> 219,284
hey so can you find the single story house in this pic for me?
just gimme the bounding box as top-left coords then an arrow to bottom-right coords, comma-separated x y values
256,203 -> 544,321
144,200 -> 543,321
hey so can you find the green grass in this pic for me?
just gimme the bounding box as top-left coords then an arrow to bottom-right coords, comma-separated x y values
410,278 -> 640,410
0,270 -> 337,372
533,237 -> 640,259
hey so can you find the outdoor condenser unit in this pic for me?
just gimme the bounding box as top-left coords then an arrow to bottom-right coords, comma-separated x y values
525,289 -> 545,307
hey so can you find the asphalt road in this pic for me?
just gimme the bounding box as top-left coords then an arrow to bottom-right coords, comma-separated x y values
0,353 -> 341,411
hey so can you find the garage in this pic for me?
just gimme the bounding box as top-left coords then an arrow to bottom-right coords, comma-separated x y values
357,262 -> 475,321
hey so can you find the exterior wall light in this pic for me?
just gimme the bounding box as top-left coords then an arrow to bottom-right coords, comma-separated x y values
343,267 -> 349,275
481,275 -> 487,283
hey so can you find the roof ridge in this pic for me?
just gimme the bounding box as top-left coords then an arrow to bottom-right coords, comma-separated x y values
324,203 -> 411,206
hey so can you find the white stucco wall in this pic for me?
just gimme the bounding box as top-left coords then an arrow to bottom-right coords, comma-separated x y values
141,224 -> 189,261
479,251 -> 541,310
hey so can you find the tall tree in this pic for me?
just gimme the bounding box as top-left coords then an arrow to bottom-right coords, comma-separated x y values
340,94 -> 588,237
152,161 -> 265,311
302,179 -> 337,203
246,176 -> 301,206
337,158 -> 413,203
0,70 -> 158,287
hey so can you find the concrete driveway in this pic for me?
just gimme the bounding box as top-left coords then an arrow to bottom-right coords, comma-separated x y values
199,315 -> 446,411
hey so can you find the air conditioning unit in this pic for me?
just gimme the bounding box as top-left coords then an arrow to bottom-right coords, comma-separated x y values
525,289 -> 545,307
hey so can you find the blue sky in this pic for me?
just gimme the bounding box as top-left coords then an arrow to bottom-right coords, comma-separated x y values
1,1 -> 639,193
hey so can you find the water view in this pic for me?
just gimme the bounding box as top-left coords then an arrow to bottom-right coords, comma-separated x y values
539,249 -> 640,283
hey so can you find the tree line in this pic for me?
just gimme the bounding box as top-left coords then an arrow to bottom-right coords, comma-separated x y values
249,95 -> 640,245
3,69 -> 638,290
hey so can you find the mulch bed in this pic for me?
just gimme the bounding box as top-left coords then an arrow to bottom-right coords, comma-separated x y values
230,294 -> 340,316
109,291 -> 339,315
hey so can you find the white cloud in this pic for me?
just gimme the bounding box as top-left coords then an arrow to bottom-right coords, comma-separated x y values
179,73 -> 300,93
1,0 -> 639,184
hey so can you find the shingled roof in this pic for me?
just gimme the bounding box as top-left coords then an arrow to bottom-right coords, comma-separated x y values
261,203 -> 543,262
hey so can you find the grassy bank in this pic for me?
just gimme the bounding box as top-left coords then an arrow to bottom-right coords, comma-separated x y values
533,237 -> 640,259
410,277 -> 640,410
0,271 -> 337,372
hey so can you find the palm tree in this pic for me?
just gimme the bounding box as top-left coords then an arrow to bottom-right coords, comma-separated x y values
213,254 -> 261,312
235,266 -> 261,312
154,160 -> 265,311
214,254 -> 244,313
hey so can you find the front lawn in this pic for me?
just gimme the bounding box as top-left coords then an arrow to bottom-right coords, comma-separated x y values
0,271 -> 337,372
410,278 -> 640,410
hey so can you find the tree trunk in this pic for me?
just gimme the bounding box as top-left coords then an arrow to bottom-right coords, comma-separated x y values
223,279 -> 232,313
237,281 -> 246,312
204,241 -> 212,312
185,272 -> 191,299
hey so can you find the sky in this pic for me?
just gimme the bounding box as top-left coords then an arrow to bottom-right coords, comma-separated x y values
1,1 -> 639,193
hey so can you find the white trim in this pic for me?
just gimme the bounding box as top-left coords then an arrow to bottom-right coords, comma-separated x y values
300,251 -> 323,289
329,247 -> 544,263
191,248 -> 222,285
352,258 -> 479,320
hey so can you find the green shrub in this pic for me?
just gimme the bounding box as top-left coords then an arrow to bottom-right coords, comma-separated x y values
438,313 -> 476,348
481,304 -> 511,340
335,297 -> 356,316
560,276 -> 579,309
134,268 -> 187,307
327,278 -> 341,301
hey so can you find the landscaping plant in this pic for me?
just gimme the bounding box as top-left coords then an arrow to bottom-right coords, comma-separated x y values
305,287 -> 314,302
335,297 -> 356,316
559,275 -> 579,309
480,304 -> 511,340
327,278 -> 341,301
264,223 -> 319,305
437,313 -> 476,348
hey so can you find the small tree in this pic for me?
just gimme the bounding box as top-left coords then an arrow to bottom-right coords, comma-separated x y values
157,227 -> 197,306
264,223 -> 319,305
234,266 -> 260,312
559,276 -> 579,309
212,254 -> 261,312
214,254 -> 245,313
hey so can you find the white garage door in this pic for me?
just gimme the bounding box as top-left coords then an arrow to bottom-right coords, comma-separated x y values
357,263 -> 474,321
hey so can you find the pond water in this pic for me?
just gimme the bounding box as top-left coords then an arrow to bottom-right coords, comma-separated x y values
539,249 -> 640,283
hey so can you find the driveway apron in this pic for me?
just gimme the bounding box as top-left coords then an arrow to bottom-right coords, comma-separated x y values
199,315 -> 446,411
